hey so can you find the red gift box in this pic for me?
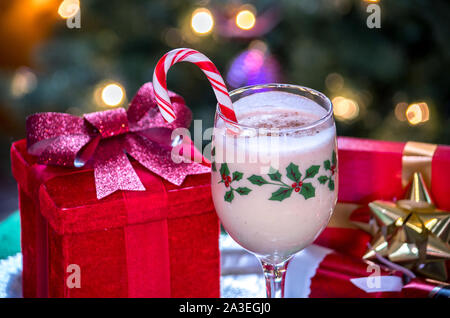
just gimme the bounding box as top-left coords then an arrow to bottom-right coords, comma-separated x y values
306,247 -> 450,298
315,137 -> 450,259
11,139 -> 220,298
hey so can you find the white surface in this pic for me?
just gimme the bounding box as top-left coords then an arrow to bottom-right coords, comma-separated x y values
350,276 -> 404,293
285,244 -> 332,297
0,253 -> 22,298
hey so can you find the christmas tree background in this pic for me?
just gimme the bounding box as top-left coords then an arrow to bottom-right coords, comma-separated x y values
0,0 -> 449,218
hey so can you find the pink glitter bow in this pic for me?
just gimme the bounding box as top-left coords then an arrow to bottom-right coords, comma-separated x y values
26,83 -> 209,199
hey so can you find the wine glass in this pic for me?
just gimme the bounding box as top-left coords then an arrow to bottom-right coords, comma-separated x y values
211,84 -> 337,298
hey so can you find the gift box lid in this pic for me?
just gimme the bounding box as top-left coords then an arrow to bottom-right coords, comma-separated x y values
337,137 -> 450,210
11,139 -> 214,235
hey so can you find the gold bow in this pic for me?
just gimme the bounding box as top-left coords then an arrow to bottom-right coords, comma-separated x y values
355,172 -> 450,282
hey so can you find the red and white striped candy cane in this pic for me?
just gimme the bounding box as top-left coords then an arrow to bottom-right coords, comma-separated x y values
153,48 -> 238,123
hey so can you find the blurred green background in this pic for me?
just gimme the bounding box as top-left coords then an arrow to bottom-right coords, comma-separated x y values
0,0 -> 449,219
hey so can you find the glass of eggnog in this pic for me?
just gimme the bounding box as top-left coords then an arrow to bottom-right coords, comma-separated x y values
211,83 -> 338,298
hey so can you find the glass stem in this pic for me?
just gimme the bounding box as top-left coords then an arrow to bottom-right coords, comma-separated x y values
259,258 -> 290,298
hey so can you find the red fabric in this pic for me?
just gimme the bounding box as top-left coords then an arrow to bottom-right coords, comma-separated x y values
309,250 -> 444,298
314,227 -> 371,259
11,139 -> 220,298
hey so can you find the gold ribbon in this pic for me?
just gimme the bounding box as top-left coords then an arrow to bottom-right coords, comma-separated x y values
402,141 -> 437,188
353,141 -> 450,282
327,203 -> 360,229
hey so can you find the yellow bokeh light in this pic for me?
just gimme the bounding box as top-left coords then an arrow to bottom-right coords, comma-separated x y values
58,0 -> 80,19
236,10 -> 256,30
100,83 -> 125,107
332,96 -> 359,121
191,8 -> 214,35
406,102 -> 429,125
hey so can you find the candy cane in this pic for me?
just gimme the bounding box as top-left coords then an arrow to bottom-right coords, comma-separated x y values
153,48 -> 238,124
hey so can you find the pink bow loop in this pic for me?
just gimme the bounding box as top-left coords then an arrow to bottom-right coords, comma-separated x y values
26,82 -> 209,199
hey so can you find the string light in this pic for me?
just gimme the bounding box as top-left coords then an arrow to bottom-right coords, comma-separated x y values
332,96 -> 359,121
236,9 -> 256,30
191,8 -> 214,35
406,102 -> 429,125
58,0 -> 80,19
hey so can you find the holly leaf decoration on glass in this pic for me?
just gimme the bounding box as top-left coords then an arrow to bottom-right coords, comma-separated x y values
220,163 -> 230,177
286,163 -> 302,182
318,150 -> 337,191
224,190 -> 234,203
304,165 -> 320,179
318,175 -> 329,184
235,187 -> 252,195
328,179 -> 335,191
268,170 -> 282,182
218,154 -> 335,203
232,171 -> 244,181
269,188 -> 293,201
219,166 -> 251,203
247,163 -> 318,201
248,175 -> 269,186
299,182 -> 315,199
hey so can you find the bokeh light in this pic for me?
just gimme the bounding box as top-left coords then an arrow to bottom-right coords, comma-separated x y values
191,8 -> 214,35
332,96 -> 359,121
236,10 -> 256,30
394,102 -> 408,121
226,41 -> 282,89
95,82 -> 125,107
10,67 -> 37,98
58,0 -> 80,19
406,102 -> 429,125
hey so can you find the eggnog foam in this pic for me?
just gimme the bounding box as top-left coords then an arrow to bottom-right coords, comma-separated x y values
234,91 -> 327,129
220,91 -> 334,155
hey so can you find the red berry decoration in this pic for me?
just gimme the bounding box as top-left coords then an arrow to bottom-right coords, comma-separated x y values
291,182 -> 297,188
227,176 -> 232,182
225,181 -> 230,187
330,165 -> 336,175
298,181 -> 303,187
294,187 -> 300,192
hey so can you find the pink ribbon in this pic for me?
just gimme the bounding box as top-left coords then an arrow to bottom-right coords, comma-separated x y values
26,83 -> 209,199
